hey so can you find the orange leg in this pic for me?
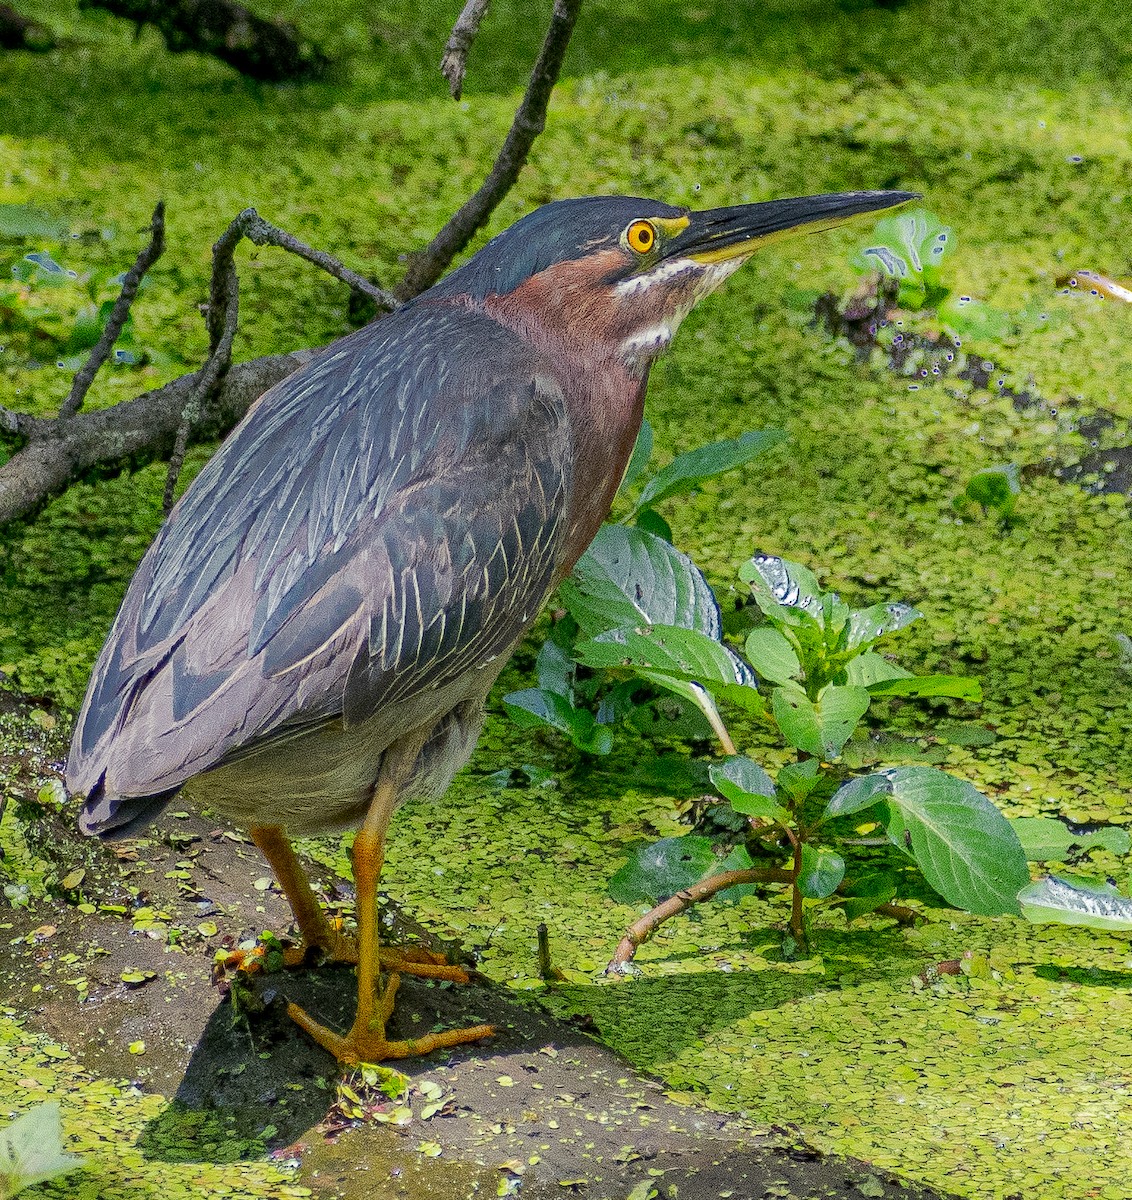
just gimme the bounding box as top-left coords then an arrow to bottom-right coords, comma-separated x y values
281,741 -> 494,1065
217,824 -> 468,984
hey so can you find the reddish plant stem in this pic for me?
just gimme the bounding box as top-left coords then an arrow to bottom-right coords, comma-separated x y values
605,866 -> 794,974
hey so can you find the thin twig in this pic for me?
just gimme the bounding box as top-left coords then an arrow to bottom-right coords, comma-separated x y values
440,0 -> 491,99
605,867 -> 794,974
235,208 -> 396,312
537,922 -> 565,981
162,207 -> 395,512
163,224 -> 241,513
59,202 -> 166,419
874,901 -> 919,926
397,0 -> 583,300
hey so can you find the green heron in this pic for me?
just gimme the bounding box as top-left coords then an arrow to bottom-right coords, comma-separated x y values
68,189 -> 915,1065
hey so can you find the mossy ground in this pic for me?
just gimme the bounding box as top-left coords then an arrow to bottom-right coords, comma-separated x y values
2,1 -> 1132,1197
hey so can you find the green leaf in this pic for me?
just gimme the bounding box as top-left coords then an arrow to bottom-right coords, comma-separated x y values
798,844 -> 846,899
846,602 -> 921,650
1019,874 -> 1132,930
608,836 -> 718,906
882,766 -> 1029,916
0,1101 -> 83,1195
845,652 -> 912,687
634,507 -> 673,542
535,623 -> 576,697
1009,817 -> 1131,862
965,464 -> 1020,516
633,429 -> 785,511
713,843 -> 762,900
563,525 -> 720,637
620,417 -> 653,493
740,555 -> 823,623
838,872 -> 898,921
865,674 -> 982,701
772,684 -> 869,758
776,757 -> 821,802
576,624 -> 756,690
824,773 -> 893,819
502,688 -> 612,755
744,627 -> 801,683
854,207 -> 953,310
710,757 -> 789,824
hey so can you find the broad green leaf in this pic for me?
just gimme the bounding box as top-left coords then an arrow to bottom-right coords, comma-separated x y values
846,602 -> 921,650
535,626 -> 575,697
965,464 -> 1020,515
740,555 -> 823,622
713,843 -> 762,900
710,757 -> 789,824
776,757 -> 821,802
838,871 -> 898,921
0,1101 -> 83,1196
714,681 -> 769,716
576,624 -> 756,690
502,688 -> 612,755
633,429 -> 785,511
1010,817 -> 1131,862
865,674 -> 982,701
798,844 -> 846,899
824,773 -> 893,819
620,417 -> 653,493
634,507 -> 673,542
773,684 -> 869,758
1019,874 -> 1132,930
882,766 -> 1029,916
608,836 -> 718,906
564,525 -> 720,637
845,652 -> 912,687
744,627 -> 801,683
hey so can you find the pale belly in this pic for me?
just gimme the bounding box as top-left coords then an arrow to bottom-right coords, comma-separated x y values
184,668 -> 497,838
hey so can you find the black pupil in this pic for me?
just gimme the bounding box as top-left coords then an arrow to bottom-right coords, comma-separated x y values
637,225 -> 652,246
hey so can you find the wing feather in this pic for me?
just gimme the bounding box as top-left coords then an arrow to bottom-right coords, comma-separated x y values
68,303 -> 572,820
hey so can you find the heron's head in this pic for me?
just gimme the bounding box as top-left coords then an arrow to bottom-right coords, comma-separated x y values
429,190 -> 918,372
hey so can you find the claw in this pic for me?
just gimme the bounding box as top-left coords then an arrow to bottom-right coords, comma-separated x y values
285,973 -> 495,1065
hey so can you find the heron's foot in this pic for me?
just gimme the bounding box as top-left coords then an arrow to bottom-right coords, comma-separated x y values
214,926 -> 358,980
285,972 -> 495,1065
215,933 -> 469,983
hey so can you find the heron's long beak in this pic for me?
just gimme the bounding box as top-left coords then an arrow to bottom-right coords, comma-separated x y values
662,190 -> 920,264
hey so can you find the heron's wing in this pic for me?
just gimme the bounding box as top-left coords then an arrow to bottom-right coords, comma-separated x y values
67,304 -> 572,817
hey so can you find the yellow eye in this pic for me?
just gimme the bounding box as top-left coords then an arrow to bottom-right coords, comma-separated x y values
625,219 -> 657,254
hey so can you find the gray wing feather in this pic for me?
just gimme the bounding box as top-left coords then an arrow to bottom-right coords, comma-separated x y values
67,304 -> 572,808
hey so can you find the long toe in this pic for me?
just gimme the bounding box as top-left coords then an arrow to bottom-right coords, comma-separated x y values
285,997 -> 494,1065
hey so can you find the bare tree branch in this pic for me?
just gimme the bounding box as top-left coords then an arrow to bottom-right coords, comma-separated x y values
397,0 -> 583,299
159,208 -> 395,512
440,0 -> 491,100
233,209 -> 395,311
0,353 -> 304,527
59,202 -> 166,419
0,2 -> 54,50
0,1 -> 581,527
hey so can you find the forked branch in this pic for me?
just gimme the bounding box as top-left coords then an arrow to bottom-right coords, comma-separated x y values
0,0 -> 584,529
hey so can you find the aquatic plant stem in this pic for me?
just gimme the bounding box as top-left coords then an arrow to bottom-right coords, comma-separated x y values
605,866 -> 794,974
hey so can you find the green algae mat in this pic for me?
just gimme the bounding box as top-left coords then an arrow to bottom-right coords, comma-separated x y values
3,1 -> 1132,1197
